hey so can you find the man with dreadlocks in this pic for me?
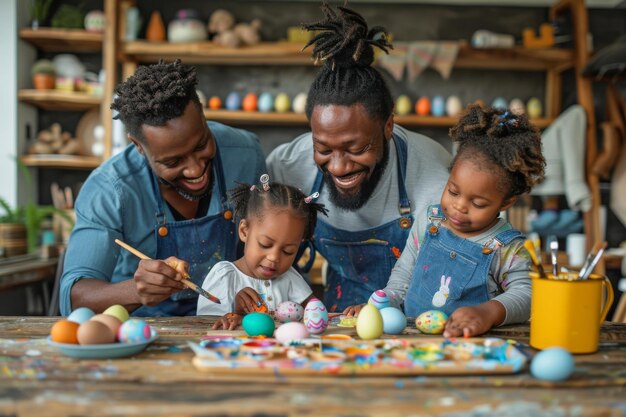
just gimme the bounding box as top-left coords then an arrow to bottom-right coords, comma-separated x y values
60,60 -> 265,316
267,3 -> 451,312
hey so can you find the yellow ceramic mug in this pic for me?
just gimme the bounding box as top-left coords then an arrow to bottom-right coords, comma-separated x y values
530,272 -> 614,354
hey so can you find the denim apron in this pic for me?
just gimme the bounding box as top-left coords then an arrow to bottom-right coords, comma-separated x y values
307,135 -> 413,312
134,146 -> 237,316
404,205 -> 522,317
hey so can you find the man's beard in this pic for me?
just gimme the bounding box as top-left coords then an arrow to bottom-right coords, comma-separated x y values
323,138 -> 390,211
158,165 -> 213,202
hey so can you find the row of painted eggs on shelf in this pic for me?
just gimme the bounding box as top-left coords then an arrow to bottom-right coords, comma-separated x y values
395,95 -> 543,118
197,91 -> 309,113
198,89 -> 543,119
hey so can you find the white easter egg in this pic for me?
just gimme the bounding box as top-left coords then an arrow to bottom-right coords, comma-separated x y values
303,298 -> 328,335
274,322 -> 309,344
509,98 -> 525,115
292,92 -> 308,114
275,301 -> 304,323
445,96 -> 463,117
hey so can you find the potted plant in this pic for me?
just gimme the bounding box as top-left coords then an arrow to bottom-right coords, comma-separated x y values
31,59 -> 56,90
0,161 -> 73,257
29,0 -> 53,30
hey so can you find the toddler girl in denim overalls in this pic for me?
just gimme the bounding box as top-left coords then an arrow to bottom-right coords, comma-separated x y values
345,104 -> 546,338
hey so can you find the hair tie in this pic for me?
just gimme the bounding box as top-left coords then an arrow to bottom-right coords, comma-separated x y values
498,111 -> 519,132
305,192 -> 320,204
260,174 -> 270,191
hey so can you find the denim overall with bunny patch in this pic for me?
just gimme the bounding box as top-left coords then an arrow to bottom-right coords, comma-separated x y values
404,205 -> 522,317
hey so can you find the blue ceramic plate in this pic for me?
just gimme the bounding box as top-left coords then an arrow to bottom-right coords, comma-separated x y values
47,328 -> 158,359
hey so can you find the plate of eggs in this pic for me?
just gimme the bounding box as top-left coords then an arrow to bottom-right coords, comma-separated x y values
47,305 -> 158,359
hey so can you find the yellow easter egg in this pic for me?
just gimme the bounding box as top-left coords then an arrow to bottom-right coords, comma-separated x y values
103,304 -> 130,323
415,310 -> 448,334
527,97 -> 543,119
274,93 -> 291,113
356,304 -> 384,340
395,95 -> 412,116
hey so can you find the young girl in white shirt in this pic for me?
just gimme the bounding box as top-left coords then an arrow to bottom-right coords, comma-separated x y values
197,175 -> 327,329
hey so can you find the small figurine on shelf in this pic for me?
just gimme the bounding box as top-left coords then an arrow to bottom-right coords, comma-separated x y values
146,11 -> 166,42
31,59 -> 55,90
84,10 -> 106,33
208,9 -> 261,48
29,123 -> 81,156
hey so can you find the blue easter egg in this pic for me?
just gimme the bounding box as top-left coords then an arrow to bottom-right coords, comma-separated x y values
531,347 -> 575,381
117,318 -> 152,343
491,97 -> 508,110
431,95 -> 445,117
380,307 -> 406,334
67,307 -> 95,324
225,92 -> 241,110
368,289 -> 390,310
258,92 -> 274,112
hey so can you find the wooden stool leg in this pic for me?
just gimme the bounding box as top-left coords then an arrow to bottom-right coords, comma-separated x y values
613,292 -> 626,323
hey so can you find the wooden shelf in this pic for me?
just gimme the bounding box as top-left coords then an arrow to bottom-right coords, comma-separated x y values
19,28 -> 102,53
18,90 -> 101,111
122,41 -> 312,65
204,110 -> 554,129
21,154 -> 102,169
121,40 -> 573,71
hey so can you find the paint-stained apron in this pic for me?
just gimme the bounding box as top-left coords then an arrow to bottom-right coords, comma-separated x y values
305,134 -> 412,312
404,205 -> 522,317
134,146 -> 237,316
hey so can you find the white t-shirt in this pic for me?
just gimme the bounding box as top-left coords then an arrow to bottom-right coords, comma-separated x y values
196,261 -> 313,316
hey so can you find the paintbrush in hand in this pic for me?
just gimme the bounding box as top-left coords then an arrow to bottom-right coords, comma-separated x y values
524,239 -> 546,278
114,239 -> 221,304
578,241 -> 608,280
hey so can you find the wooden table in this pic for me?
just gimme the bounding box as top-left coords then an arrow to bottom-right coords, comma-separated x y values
1,317 -> 625,416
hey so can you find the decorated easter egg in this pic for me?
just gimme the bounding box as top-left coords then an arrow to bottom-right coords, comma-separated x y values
257,92 -> 274,112
380,307 -> 406,335
225,92 -> 241,110
292,92 -> 308,114
368,289 -> 390,310
395,95 -> 412,116
530,347 -> 575,381
415,310 -> 448,334
78,320 -> 116,345
303,298 -> 328,335
242,93 -> 258,112
509,98 -> 525,115
50,319 -> 80,344
356,304 -> 384,340
90,314 -> 122,339
275,301 -> 304,323
274,93 -> 291,113
208,96 -> 222,110
527,97 -> 543,118
415,96 -> 431,116
491,97 -> 508,111
117,318 -> 152,343
431,95 -> 445,117
274,322 -> 309,344
242,312 -> 275,337
67,307 -> 95,324
103,304 -> 129,323
445,96 -> 462,117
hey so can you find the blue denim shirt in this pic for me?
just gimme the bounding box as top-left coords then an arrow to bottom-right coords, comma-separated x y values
59,121 -> 266,316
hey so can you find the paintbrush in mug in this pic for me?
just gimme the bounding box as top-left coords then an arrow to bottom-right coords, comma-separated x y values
524,239 -> 547,278
550,239 -> 559,277
114,239 -> 221,304
578,241 -> 608,280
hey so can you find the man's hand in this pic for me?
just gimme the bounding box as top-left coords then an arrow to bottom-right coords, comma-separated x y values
132,256 -> 187,306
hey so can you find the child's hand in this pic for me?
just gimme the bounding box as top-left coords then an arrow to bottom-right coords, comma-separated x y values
235,287 -> 264,313
442,301 -> 505,338
343,303 -> 366,316
212,313 -> 242,330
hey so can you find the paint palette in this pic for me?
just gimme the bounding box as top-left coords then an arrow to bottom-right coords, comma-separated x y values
47,328 -> 158,359
191,336 -> 527,376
